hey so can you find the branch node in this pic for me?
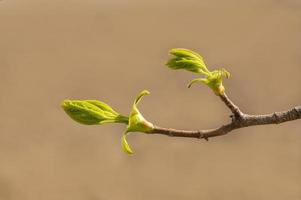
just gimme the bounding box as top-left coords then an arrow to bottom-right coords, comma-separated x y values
199,132 -> 209,141
219,93 -> 244,120
151,97 -> 300,140
229,114 -> 235,122
273,112 -> 281,124
168,130 -> 174,137
294,106 -> 301,118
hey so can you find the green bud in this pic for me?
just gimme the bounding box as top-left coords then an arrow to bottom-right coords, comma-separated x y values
121,90 -> 154,155
61,100 -> 128,125
188,68 -> 230,95
167,48 -> 230,95
126,90 -> 154,133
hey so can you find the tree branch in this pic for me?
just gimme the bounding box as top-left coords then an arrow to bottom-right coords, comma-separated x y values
219,93 -> 244,119
149,92 -> 301,140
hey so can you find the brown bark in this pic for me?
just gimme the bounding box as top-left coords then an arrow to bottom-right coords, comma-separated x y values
150,93 -> 301,140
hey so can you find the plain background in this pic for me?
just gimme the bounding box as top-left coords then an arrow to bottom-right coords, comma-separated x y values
0,0 -> 301,199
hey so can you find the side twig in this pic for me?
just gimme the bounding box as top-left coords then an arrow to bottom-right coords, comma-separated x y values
219,93 -> 244,119
150,92 -> 301,140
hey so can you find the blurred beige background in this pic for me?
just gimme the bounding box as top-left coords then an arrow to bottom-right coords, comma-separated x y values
0,0 -> 301,199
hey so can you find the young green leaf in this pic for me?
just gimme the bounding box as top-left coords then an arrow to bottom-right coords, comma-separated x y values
61,100 -> 128,125
121,132 -> 133,155
166,48 -> 210,74
166,48 -> 230,95
187,78 -> 208,88
126,90 -> 154,133
120,90 -> 154,155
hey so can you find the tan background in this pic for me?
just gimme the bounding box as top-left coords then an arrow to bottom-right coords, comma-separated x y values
0,0 -> 301,199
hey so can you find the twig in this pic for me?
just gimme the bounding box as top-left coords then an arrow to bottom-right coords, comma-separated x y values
219,93 -> 244,119
150,92 -> 301,140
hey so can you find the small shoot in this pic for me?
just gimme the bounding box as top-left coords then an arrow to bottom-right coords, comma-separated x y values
166,48 -> 230,95
61,90 -> 154,155
121,90 -> 154,155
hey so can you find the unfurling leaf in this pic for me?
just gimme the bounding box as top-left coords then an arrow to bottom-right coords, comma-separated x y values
61,100 -> 128,125
166,48 -> 210,74
187,78 -> 208,88
120,90 -> 154,155
166,48 -> 230,95
126,90 -> 154,133
121,132 -> 133,155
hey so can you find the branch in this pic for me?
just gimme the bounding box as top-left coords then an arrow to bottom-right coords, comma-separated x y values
150,92 -> 301,140
219,93 -> 243,119
61,48 -> 301,155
